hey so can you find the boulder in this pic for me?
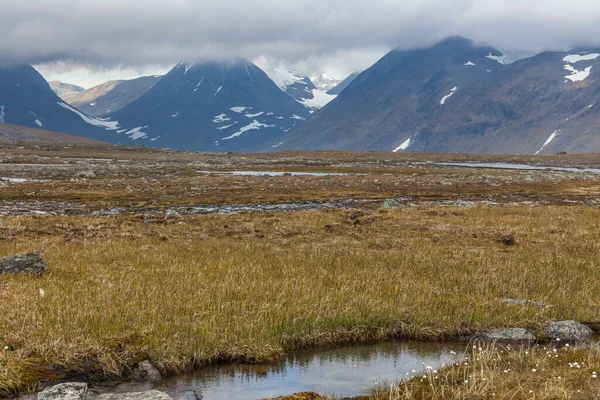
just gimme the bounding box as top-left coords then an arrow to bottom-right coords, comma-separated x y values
38,383 -> 88,400
130,360 -> 162,381
482,328 -> 536,342
176,392 -> 202,400
97,391 -> 172,400
0,253 -> 47,276
164,210 -> 183,220
382,198 -> 401,209
546,321 -> 593,341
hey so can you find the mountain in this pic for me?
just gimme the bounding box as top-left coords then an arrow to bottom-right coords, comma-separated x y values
254,59 -> 336,110
49,81 -> 85,99
109,59 -> 312,151
310,73 -> 342,92
274,37 -> 600,154
0,64 -> 121,141
327,72 -> 360,95
63,76 -> 161,117
0,123 -> 104,143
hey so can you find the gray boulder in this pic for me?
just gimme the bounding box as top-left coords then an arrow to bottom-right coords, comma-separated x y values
130,360 -> 162,381
382,198 -> 401,209
38,383 -> 88,400
546,321 -> 593,341
482,328 -> 537,342
97,391 -> 172,400
0,253 -> 47,276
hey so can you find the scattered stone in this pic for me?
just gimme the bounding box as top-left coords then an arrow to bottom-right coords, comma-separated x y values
97,391 -> 172,400
382,198 -> 401,209
176,391 -> 202,400
0,252 -> 47,276
64,208 -> 85,215
38,383 -> 88,400
75,171 -> 96,179
482,328 -> 537,342
499,298 -> 546,309
130,360 -> 162,381
546,321 -> 593,341
498,233 -> 517,246
164,210 -> 183,220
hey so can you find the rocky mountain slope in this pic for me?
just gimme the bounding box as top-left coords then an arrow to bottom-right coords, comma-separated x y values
327,72 -> 359,95
0,64 -> 121,141
275,37 -> 600,154
63,76 -> 161,117
49,81 -> 85,99
109,60 -> 312,151
254,60 -> 337,110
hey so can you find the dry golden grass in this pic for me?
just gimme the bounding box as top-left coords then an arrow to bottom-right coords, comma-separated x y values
368,343 -> 600,400
1,206 -> 600,396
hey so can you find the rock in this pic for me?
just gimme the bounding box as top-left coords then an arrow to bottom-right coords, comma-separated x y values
382,198 -> 401,209
164,210 -> 183,220
38,383 -> 88,400
97,391 -> 172,400
499,298 -> 546,309
64,209 -> 85,215
546,321 -> 594,341
498,233 -> 517,246
175,392 -> 202,400
482,328 -> 537,342
75,171 -> 96,179
0,253 -> 47,276
130,360 -> 162,381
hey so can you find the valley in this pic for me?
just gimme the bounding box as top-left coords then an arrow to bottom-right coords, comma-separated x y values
2,143 -> 600,399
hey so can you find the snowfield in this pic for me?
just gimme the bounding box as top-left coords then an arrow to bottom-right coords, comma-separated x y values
393,138 -> 412,152
536,130 -> 560,154
440,87 -> 458,105
221,120 -> 275,141
57,102 -> 119,130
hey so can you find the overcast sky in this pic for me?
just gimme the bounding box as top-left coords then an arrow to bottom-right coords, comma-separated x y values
3,0 -> 599,87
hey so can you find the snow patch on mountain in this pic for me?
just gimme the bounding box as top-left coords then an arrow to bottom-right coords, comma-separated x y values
214,86 -> 222,96
464,61 -> 476,66
254,59 -> 305,91
184,63 -> 195,75
536,130 -> 560,154
245,111 -> 264,118
564,64 -> 593,82
231,107 -> 248,113
57,102 -> 119,130
440,87 -> 458,105
291,114 -> 306,121
221,120 -> 275,141
300,90 -> 337,109
310,73 -> 342,92
393,138 -> 412,152
213,114 -> 231,123
217,122 -> 238,131
563,54 -> 600,63
124,126 -> 148,140
34,119 -> 43,127
0,105 -> 5,123
562,53 -> 598,82
486,52 -> 507,65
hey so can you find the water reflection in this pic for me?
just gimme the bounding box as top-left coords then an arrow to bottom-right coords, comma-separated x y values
110,341 -> 466,399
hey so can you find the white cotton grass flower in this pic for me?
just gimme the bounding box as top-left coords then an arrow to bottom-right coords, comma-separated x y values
39,288 -> 45,297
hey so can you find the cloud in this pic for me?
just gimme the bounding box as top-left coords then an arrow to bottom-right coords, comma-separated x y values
3,0 -> 600,72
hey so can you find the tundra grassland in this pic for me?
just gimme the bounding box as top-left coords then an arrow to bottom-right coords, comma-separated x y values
1,142 -> 600,398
